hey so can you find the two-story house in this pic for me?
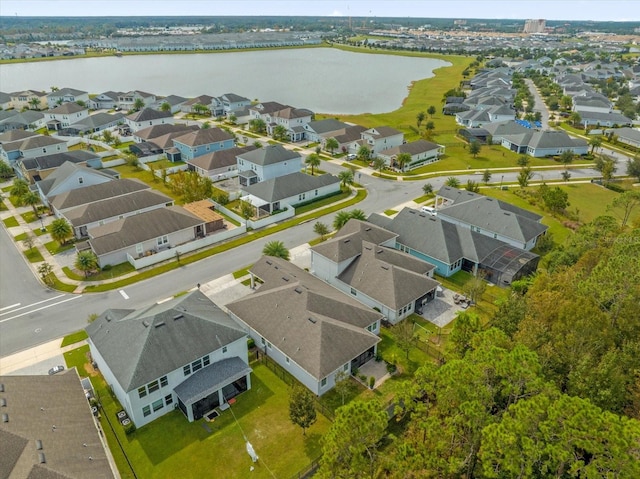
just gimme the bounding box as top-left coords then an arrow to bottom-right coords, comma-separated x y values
360,126 -> 404,156
86,290 -> 251,427
125,108 -> 174,133
168,127 -> 235,162
46,102 -> 89,130
9,90 -> 47,110
377,139 -> 445,171
45,88 -> 90,109
90,91 -> 122,110
118,91 -> 157,111
236,144 -> 302,187
249,102 -> 314,142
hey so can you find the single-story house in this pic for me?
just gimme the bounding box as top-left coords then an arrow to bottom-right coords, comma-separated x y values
604,127 -> 640,149
578,111 -> 633,128
61,112 -> 125,136
86,290 -> 251,427
125,108 -> 174,132
0,373 -> 116,478
227,256 -> 382,396
50,178 -> 150,214
17,150 -> 100,183
500,130 -> 588,157
241,172 -> 341,215
85,206 -> 205,268
0,110 -> 46,133
133,123 -> 199,144
89,91 -> 122,110
377,139 -> 445,171
187,145 -> 257,179
151,95 -> 188,114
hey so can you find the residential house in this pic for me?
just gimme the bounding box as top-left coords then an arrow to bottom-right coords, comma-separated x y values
0,91 -> 11,110
46,102 -> 89,130
133,123 -> 199,144
85,206 -> 205,268
455,104 -> 516,127
302,118 -> 350,144
359,126 -> 404,156
500,129 -> 588,157
572,96 -> 612,114
310,220 -> 439,323
187,145 -> 257,179
118,91 -> 157,111
63,112 -> 125,135
125,108 -> 174,132
219,93 -> 251,115
181,95 -> 214,114
60,189 -> 173,239
151,95 -> 188,114
45,87 -> 90,108
236,144 -> 302,187
377,139 -> 444,171
168,127 -> 235,162
435,186 -> 548,250
9,90 -> 47,110
0,373 -> 116,478
0,130 -> 38,163
368,208 -> 541,285
90,91 -> 122,110
604,127 -> 640,148
227,256 -> 382,396
36,161 -> 115,205
0,135 -> 68,167
578,111 -> 632,128
241,172 -> 341,215
0,110 -> 46,132
86,290 -> 251,427
331,124 -> 368,154
17,150 -> 100,183
249,101 -> 314,142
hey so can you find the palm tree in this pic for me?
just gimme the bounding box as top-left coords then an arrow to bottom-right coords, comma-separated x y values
75,250 -> 99,278
372,157 -> 386,173
333,211 -> 353,230
422,183 -> 434,195
262,240 -> 290,261
29,97 -> 41,110
445,177 -> 461,188
517,155 -> 530,167
10,178 -> 29,199
160,102 -> 171,112
50,218 -> 73,244
133,98 -> 145,111
325,137 -> 339,156
569,111 -> 581,127
416,111 -> 425,128
349,209 -> 366,221
249,118 -> 266,134
21,190 -> 41,216
395,152 -> 412,172
305,153 -> 321,175
338,169 -> 354,187
561,170 -> 572,182
589,136 -> 602,154
357,145 -> 371,163
0,160 -> 13,179
273,124 -> 288,141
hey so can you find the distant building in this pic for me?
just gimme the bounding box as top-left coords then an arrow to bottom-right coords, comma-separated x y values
523,19 -> 546,34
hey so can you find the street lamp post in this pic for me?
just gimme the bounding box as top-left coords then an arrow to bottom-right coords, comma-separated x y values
500,175 -> 504,189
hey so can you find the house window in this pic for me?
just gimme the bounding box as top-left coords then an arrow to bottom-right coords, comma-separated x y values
160,376 -> 168,388
183,365 -> 191,376
192,359 -> 203,372
142,405 -> 151,417
138,386 -> 147,398
321,378 -> 327,387
222,346 -> 227,354
261,337 -> 265,345
285,356 -> 290,364
157,235 -> 168,246
315,189 -> 318,196
343,363 -> 349,372
147,380 -> 159,394
203,355 -> 210,366
136,244 -> 143,255
165,394 -> 173,406
267,342 -> 272,350
152,399 -> 164,412
350,288 -> 357,296
78,177 -> 83,184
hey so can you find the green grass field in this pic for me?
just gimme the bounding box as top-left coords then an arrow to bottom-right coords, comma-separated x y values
24,247 -> 44,263
61,330 -> 89,347
3,216 -> 19,227
111,164 -> 183,204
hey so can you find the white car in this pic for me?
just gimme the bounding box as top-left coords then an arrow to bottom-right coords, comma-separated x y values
48,365 -> 65,375
346,154 -> 357,161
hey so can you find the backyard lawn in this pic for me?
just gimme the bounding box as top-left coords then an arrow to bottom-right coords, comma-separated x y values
111,164 -> 183,204
74,359 -> 330,479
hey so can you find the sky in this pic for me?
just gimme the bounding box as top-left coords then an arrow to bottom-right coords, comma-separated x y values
0,0 -> 638,22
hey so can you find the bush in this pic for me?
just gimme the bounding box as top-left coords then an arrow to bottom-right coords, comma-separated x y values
369,376 -> 376,389
386,362 -> 397,374
351,367 -> 359,377
604,182 -> 625,193
101,264 -> 112,271
359,374 -> 367,382
124,421 -> 136,435
216,192 -> 229,205
375,352 -> 383,362
247,338 -> 255,349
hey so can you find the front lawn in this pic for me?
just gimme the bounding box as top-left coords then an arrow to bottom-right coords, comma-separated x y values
44,239 -> 76,255
61,330 -> 89,347
21,208 -> 48,224
24,247 -> 44,263
91,362 -> 330,479
3,215 -> 19,227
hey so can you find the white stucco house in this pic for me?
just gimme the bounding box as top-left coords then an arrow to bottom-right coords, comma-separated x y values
236,144 -> 302,187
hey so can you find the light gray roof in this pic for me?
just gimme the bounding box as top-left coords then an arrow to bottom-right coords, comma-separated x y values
69,112 -> 124,129
19,150 -> 99,172
134,123 -> 198,141
336,241 -> 439,310
378,139 -> 441,157
47,102 -> 87,115
363,126 -> 402,138
481,120 -> 530,137
188,145 -> 257,171
237,144 -> 301,166
126,108 -> 172,122
305,119 -> 349,135
46,87 -> 87,98
50,178 -> 149,211
227,256 -> 381,380
157,94 -> 187,106
333,125 -> 367,144
38,161 -> 114,196
172,127 -> 234,147
578,111 -> 632,123
0,129 -> 38,143
607,127 -> 640,142
526,130 -> 588,150
63,190 -> 172,227
174,357 -> 251,405
0,374 -> 115,478
0,110 -> 45,129
221,93 -> 250,103
3,134 -> 65,154
88,206 -> 203,255
243,172 -> 340,203
86,290 -> 246,391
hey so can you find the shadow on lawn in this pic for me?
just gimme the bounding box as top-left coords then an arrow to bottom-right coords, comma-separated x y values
134,371 -> 275,466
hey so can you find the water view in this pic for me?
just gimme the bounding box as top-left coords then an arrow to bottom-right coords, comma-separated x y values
1,48 -> 449,114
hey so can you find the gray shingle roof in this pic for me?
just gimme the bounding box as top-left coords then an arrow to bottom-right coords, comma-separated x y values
237,144 -> 301,166
69,112 -> 124,130
188,145 -> 257,171
378,139 -> 441,157
174,357 -> 252,405
243,172 -> 340,203
134,123 -> 198,141
63,190 -> 172,227
50,178 -> 149,211
86,290 -> 246,391
363,126 -> 402,138
14,135 -> 66,152
304,119 -> 348,135
172,127 -> 234,147
20,150 -> 99,172
0,129 -> 38,143
47,102 -> 87,115
88,206 -> 203,255
126,108 -> 172,122
37,162 -> 114,197
227,256 -> 381,380
336,241 -> 438,310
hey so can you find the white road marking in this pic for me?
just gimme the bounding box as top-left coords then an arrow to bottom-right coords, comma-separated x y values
0,296 -> 82,323
119,290 -> 129,300
0,303 -> 21,312
0,295 -> 65,317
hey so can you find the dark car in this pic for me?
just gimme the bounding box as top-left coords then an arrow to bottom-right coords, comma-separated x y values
48,365 -> 65,375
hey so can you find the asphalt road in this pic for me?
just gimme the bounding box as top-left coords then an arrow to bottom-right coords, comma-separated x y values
0,157 -> 621,358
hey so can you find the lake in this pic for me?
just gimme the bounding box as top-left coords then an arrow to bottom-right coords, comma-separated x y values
0,48 -> 450,114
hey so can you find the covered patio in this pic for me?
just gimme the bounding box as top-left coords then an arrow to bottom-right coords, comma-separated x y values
174,357 -> 252,422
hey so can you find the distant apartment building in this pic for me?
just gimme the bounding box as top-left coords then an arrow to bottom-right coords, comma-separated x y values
523,19 -> 546,34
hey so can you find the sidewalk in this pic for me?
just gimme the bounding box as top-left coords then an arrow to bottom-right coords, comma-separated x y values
0,337 -> 86,375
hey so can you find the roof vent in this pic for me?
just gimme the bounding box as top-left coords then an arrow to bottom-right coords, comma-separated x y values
343,239 -> 350,244
2,413 -> 8,423
38,453 -> 46,464
0,384 -> 4,392
365,227 -> 371,231
282,276 -> 290,282
155,321 -> 165,328
377,249 -> 383,254
381,265 -> 389,270
105,315 -> 111,322
36,440 -> 43,450
503,212 -> 511,216
294,287 -> 302,294
173,314 -> 184,320
0,398 -> 5,407
364,245 -> 372,250
307,317 -> 317,324
142,320 -> 150,328
409,210 -> 416,215
429,217 -> 436,221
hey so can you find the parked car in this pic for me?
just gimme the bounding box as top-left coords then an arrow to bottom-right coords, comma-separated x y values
421,206 -> 437,216
48,365 -> 65,375
346,154 -> 357,161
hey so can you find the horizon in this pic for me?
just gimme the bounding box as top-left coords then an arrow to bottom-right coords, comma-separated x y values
0,1 -> 638,23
